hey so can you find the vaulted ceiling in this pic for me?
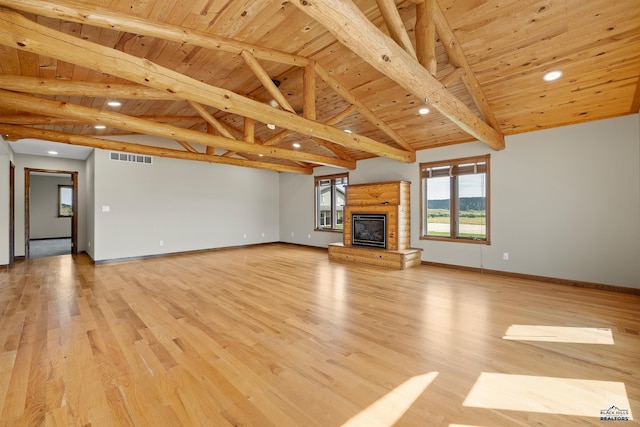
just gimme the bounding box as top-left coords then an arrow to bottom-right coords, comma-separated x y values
0,0 -> 638,174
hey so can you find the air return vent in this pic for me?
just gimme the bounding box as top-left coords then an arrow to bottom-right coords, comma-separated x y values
109,152 -> 152,164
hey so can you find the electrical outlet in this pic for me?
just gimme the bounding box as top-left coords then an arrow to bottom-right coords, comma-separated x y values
308,234 -> 311,239
503,252 -> 509,261
243,233 -> 247,239
160,240 -> 164,247
261,232 -> 265,238
291,232 -> 294,237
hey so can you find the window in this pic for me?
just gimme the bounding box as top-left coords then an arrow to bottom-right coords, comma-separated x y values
58,185 -> 73,217
420,155 -> 490,243
315,173 -> 348,231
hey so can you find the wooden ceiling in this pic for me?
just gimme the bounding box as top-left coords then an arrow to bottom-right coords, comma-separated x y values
0,0 -> 638,174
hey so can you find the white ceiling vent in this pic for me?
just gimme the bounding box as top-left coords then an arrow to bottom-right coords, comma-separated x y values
110,151 -> 152,164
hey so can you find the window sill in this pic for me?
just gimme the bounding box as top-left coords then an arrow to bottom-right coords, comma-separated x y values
420,235 -> 490,245
314,228 -> 344,233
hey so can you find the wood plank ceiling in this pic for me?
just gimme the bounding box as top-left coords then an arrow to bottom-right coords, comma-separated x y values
0,0 -> 638,174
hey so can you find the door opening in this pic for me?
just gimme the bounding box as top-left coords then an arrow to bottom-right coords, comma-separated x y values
25,168 -> 78,258
9,162 -> 15,267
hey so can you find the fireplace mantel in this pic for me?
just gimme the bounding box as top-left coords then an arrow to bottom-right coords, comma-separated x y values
328,181 -> 421,269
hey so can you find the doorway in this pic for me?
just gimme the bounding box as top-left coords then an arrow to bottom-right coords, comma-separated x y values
9,162 -> 15,266
25,168 -> 78,258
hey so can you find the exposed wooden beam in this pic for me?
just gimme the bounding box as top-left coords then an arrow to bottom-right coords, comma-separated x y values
244,117 -> 255,144
0,114 -> 205,126
241,50 -> 296,114
0,115 -> 82,125
375,0 -> 417,58
293,0 -> 505,151
0,0 -> 309,67
216,121 -> 245,141
323,105 -> 360,128
205,123 -> 216,156
440,67 -> 466,88
314,63 -> 415,152
175,140 -> 198,153
431,2 -> 501,131
0,89 -> 355,169
415,0 -> 437,75
303,61 -> 317,121
0,76 -> 173,99
262,129 -> 290,147
311,137 -> 355,161
187,101 -> 236,140
0,10 -> 414,163
0,124 -> 311,174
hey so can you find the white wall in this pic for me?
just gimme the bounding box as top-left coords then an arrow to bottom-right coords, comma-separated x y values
280,114 -> 640,289
92,146 -> 280,261
29,174 -> 73,239
12,154 -> 88,257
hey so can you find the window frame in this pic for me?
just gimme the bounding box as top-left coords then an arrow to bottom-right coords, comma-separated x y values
58,185 -> 74,218
419,155 -> 490,244
314,173 -> 348,232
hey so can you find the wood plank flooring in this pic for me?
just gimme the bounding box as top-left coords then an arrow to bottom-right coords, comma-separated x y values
0,243 -> 638,426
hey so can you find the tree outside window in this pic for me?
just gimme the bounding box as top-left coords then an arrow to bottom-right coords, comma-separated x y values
315,173 -> 348,231
420,155 -> 490,243
58,185 -> 73,217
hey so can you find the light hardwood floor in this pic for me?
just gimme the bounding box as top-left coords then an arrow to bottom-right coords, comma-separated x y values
0,244 -> 638,426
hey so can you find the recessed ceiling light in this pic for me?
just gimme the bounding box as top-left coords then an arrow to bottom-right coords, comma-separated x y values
48,151 -> 58,155
543,70 -> 563,81
258,153 -> 264,157
419,107 -> 430,115
107,101 -> 122,107
292,142 -> 301,148
267,123 -> 276,130
344,129 -> 352,134
94,124 -> 106,129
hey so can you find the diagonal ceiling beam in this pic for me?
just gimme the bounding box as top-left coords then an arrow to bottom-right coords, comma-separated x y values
293,0 -> 505,151
0,124 -> 312,174
175,140 -> 199,153
376,0 -> 417,58
314,63 -> 415,152
0,10 -> 414,163
241,50 -> 296,114
187,101 -> 237,140
430,1 -> 501,131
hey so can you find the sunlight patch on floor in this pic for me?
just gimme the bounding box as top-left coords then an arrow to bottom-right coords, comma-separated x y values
503,325 -> 614,344
463,373 -> 632,419
342,372 -> 439,427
